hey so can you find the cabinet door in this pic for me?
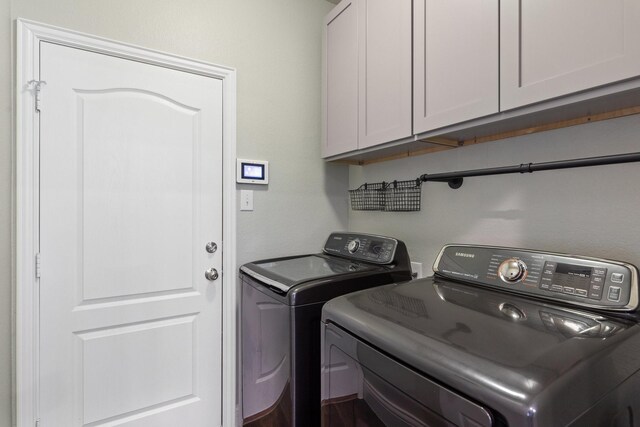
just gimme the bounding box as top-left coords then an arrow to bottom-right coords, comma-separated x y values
501,0 -> 640,111
324,0 -> 359,157
358,0 -> 412,149
413,0 -> 498,133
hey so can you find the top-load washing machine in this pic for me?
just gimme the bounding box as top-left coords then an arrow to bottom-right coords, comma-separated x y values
322,244 -> 640,426
241,232 -> 412,426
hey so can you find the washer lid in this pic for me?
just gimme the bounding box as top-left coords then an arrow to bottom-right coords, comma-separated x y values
241,255 -> 379,293
322,278 -> 640,426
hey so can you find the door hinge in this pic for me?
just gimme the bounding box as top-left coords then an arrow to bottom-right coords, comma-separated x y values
27,80 -> 46,112
35,253 -> 41,279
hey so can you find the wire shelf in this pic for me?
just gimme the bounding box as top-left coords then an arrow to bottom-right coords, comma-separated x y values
349,179 -> 422,212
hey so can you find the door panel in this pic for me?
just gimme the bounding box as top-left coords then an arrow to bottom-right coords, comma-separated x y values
413,0 -> 499,133
358,0 -> 412,148
39,42 -> 223,426
519,0 -> 624,86
324,0 -> 359,157
80,90 -> 198,301
501,0 -> 640,110
78,315 -> 196,424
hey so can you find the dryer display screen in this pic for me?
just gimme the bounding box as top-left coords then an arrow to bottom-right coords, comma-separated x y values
556,263 -> 591,279
552,263 -> 592,291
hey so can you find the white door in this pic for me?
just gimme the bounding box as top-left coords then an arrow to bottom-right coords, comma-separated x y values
38,42 -> 223,426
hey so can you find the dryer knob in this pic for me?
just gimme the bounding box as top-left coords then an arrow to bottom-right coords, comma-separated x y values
498,258 -> 528,283
347,239 -> 360,254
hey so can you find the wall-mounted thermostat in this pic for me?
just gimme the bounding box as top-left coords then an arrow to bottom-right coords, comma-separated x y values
236,159 -> 269,184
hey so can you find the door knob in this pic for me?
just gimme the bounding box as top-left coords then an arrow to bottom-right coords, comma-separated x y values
205,268 -> 219,281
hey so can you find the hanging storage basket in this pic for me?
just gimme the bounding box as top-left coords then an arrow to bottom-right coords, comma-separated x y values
383,179 -> 422,212
349,179 -> 422,212
348,181 -> 387,211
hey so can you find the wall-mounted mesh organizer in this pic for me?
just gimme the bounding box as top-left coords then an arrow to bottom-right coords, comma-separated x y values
349,179 -> 422,212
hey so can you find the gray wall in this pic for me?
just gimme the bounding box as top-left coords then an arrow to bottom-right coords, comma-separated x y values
350,114 -> 640,273
0,1 -> 348,425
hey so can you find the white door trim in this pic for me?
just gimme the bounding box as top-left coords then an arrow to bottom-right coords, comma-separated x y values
15,18 -> 237,427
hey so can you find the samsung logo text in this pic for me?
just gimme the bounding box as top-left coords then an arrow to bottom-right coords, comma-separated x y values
455,252 -> 475,258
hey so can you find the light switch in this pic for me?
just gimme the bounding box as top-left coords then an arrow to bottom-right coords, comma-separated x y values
240,190 -> 253,211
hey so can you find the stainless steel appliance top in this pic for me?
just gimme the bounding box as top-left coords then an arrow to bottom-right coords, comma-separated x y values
240,232 -> 411,297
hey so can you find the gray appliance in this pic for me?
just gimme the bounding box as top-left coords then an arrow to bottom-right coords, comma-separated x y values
322,244 -> 640,426
241,232 -> 412,427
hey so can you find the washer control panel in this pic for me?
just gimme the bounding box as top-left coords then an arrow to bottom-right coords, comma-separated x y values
434,245 -> 639,311
323,232 -> 398,265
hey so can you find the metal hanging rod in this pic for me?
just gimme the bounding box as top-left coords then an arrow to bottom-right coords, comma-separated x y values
419,151 -> 640,189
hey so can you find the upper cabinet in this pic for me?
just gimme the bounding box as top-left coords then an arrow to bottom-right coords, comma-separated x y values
358,0 -> 412,149
501,0 -> 640,111
323,0 -> 411,158
324,0 -> 359,157
413,0 -> 499,133
323,0 -> 640,161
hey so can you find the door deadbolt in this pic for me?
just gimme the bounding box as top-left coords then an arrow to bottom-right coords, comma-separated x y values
206,242 -> 217,253
205,268 -> 219,281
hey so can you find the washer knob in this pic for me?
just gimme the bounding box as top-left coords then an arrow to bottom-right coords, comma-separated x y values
498,258 -> 528,283
347,239 -> 360,254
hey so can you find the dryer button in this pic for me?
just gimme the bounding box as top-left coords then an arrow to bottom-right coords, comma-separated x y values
608,286 -> 621,302
611,273 -> 624,283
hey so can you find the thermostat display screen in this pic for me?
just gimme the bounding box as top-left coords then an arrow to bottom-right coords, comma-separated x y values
237,159 -> 269,184
242,164 -> 265,180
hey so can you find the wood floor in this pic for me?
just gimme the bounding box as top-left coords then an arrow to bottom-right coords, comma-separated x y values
321,396 -> 384,427
243,383 -> 292,427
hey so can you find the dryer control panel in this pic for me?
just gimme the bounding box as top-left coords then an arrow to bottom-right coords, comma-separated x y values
323,232 -> 400,265
434,245 -> 639,311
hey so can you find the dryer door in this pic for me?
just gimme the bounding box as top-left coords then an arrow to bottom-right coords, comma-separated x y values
321,322 -> 493,427
242,275 -> 291,423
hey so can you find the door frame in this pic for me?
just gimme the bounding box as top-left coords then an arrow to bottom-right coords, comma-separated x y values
15,19 -> 237,427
